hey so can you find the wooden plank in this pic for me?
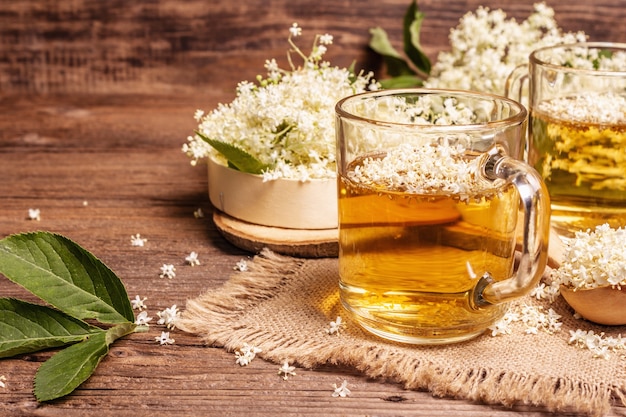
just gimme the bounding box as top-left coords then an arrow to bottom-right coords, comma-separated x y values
1,0 -> 625,94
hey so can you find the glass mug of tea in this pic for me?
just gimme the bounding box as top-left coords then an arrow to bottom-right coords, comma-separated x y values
335,89 -> 551,344
506,42 -> 626,236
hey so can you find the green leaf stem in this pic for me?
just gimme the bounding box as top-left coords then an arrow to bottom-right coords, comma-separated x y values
0,298 -> 103,358
34,322 -> 136,402
0,232 -> 134,324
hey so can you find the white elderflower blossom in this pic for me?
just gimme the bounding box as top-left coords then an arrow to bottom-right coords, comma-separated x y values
157,305 -> 181,329
130,234 -> 147,247
235,343 -> 263,366
193,208 -> 205,218
568,329 -> 626,359
426,3 -> 587,95
551,224 -> 626,289
332,380 -> 351,398
234,259 -> 248,272
131,295 -> 147,311
278,360 -> 297,380
319,33 -> 333,45
326,316 -> 344,335
27,208 -> 40,221
489,304 -> 561,336
185,251 -> 200,266
183,25 -> 377,181
159,264 -> 176,279
289,22 -> 302,37
134,311 -> 153,326
155,331 -> 175,345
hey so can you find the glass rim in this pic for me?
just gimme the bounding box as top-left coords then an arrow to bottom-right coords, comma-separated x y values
530,41 -> 626,76
335,88 -> 527,132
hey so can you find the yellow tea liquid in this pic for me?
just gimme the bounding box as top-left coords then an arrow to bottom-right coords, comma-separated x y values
530,97 -> 626,235
338,158 -> 519,344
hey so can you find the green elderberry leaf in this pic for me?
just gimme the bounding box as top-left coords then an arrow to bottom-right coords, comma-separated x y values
196,131 -> 271,174
0,232 -> 134,324
368,26 -> 415,78
0,298 -> 103,358
403,0 -> 431,76
34,322 -> 136,402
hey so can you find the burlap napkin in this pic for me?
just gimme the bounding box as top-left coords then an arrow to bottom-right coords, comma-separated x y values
178,249 -> 626,416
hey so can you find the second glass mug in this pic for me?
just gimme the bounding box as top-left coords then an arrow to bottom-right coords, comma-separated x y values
335,89 -> 551,345
507,42 -> 626,237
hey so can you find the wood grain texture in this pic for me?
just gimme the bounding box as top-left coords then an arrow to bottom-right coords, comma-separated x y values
1,0 -> 625,94
1,0 -> 626,415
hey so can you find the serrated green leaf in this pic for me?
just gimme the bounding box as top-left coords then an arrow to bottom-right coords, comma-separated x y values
0,298 -> 103,358
369,27 -> 415,78
403,0 -> 431,76
34,322 -> 135,402
196,131 -> 270,174
0,232 -> 134,324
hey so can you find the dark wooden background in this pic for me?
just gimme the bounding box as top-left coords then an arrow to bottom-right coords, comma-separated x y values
1,0 -> 625,95
1,1 -> 626,416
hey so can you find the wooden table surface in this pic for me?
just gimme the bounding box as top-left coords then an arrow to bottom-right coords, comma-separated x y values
1,1 -> 626,415
0,91 -> 623,417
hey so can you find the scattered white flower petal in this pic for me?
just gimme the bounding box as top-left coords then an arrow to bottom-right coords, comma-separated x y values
130,234 -> 147,247
157,305 -> 180,329
568,329 -> 626,359
332,380 -> 351,398
27,208 -> 40,221
135,311 -> 153,326
193,208 -> 205,218
0,375 -> 6,388
235,343 -> 262,366
326,316 -> 344,335
278,360 -> 296,380
155,331 -> 175,345
234,259 -> 248,272
131,295 -> 147,311
185,251 -> 200,266
159,264 -> 176,279
489,303 -> 561,336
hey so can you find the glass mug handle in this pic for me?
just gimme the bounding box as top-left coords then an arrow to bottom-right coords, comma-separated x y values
472,147 -> 551,307
504,64 -> 529,102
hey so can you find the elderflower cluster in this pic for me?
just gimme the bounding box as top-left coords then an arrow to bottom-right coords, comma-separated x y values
426,2 -> 587,95
551,224 -> 626,290
183,24 -> 378,182
348,141 -> 500,202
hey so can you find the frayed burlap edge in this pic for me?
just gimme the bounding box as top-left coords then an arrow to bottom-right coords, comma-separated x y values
178,248 -> 626,416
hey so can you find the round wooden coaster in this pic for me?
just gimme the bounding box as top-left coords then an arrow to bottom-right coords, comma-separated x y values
213,210 -> 338,258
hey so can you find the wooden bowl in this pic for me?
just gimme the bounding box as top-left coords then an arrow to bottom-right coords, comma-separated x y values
207,156 -> 338,230
560,286 -> 626,326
